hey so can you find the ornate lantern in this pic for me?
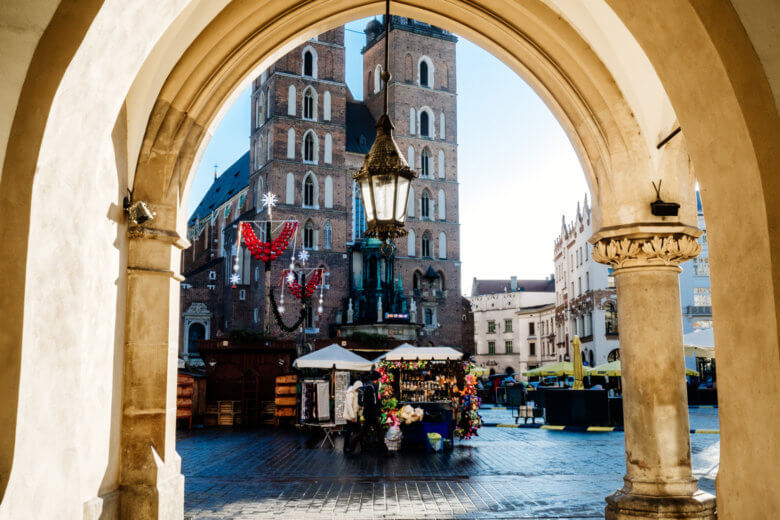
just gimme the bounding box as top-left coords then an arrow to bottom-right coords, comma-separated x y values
354,0 -> 417,248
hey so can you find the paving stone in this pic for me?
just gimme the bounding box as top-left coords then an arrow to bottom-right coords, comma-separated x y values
179,408 -> 720,519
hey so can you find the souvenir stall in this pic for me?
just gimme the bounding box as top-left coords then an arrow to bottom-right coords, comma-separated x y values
375,346 -> 482,451
292,344 -> 373,446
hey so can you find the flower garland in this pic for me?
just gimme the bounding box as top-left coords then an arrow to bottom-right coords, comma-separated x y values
453,362 -> 482,440
376,365 -> 399,428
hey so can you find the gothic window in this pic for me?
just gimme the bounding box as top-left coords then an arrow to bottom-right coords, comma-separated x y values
353,182 -> 366,239
413,271 -> 422,290
421,232 -> 431,258
287,85 -> 296,116
437,189 -> 445,220
304,221 -> 315,249
303,173 -> 318,207
404,54 -> 412,82
407,145 -> 415,171
419,60 -> 429,87
287,128 -> 295,158
424,308 -> 433,326
255,92 -> 264,127
324,133 -> 332,163
409,108 -> 415,135
323,220 -> 332,250
324,175 -> 333,207
407,229 -> 416,256
438,232 -> 446,259
420,110 -> 430,137
605,301 -> 618,335
438,150 -> 445,178
285,172 -> 295,204
303,131 -> 317,163
421,191 -> 430,218
374,64 -> 382,94
303,87 -> 316,120
439,113 -> 445,139
407,186 -> 415,217
303,49 -> 314,77
323,91 -> 331,120
421,148 -> 431,177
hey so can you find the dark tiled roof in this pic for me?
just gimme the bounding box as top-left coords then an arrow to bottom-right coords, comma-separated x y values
472,278 -> 555,296
189,151 -> 250,225
345,102 -> 375,154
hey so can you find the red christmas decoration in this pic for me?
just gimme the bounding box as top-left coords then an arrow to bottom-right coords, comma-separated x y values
241,221 -> 298,264
286,268 -> 322,300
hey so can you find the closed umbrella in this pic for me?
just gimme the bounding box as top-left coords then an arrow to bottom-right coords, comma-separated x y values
589,359 -> 697,377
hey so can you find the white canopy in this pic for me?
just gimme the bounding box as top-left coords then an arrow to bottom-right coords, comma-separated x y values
683,328 -> 715,359
372,343 -> 416,363
293,344 -> 374,371
383,345 -> 463,361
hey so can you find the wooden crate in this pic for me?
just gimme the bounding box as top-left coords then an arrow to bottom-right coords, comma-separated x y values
276,374 -> 298,384
275,396 -> 297,406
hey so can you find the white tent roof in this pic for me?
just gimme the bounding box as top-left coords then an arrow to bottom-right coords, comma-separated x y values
293,344 -> 374,371
683,328 -> 715,348
383,345 -> 463,361
372,343 -> 416,363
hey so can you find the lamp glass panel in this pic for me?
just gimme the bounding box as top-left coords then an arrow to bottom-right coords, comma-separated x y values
371,174 -> 395,221
395,176 -> 410,223
359,178 -> 375,224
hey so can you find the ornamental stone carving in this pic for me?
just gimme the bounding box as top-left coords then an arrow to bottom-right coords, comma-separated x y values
591,234 -> 701,269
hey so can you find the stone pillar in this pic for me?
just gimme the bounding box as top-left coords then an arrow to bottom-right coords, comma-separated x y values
121,224 -> 187,519
591,230 -> 716,520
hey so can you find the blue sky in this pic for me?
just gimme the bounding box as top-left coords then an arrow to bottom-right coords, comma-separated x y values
187,18 -> 588,294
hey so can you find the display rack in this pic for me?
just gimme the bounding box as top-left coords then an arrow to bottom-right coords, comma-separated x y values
274,374 -> 298,426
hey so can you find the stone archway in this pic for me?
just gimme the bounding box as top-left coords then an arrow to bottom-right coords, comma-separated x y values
0,1 -> 777,519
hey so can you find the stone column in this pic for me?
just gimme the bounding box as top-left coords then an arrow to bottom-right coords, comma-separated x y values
121,224 -> 187,519
591,230 -> 716,520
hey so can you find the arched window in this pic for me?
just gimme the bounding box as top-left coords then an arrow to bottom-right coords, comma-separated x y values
438,189 -> 445,220
413,271 -> 422,290
324,175 -> 333,208
407,229 -> 416,256
302,130 -> 318,163
303,48 -> 316,77
421,232 -> 431,257
302,87 -> 316,120
421,190 -> 430,219
303,221 -> 315,249
324,133 -> 332,163
285,172 -> 295,204
440,113 -> 446,139
409,108 -> 415,135
437,271 -> 446,290
605,301 -> 618,335
287,85 -> 296,116
438,150 -> 445,178
302,172 -> 318,208
367,70 -> 373,97
255,91 -> 264,127
407,146 -> 415,171
323,91 -> 331,120
266,129 -> 273,161
420,110 -> 430,137
187,323 -> 206,356
255,177 -> 264,211
420,148 -> 431,177
438,232 -> 447,258
419,60 -> 429,87
323,220 -> 332,250
287,128 -> 295,158
407,186 -> 415,217
374,64 -> 382,94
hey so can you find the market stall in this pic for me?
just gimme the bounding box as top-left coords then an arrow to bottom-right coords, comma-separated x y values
374,346 -> 482,450
292,344 -> 373,438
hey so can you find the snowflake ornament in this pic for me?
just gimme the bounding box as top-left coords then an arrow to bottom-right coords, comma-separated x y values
286,272 -> 296,283
261,192 -> 278,209
297,250 -> 309,263
230,273 -> 240,285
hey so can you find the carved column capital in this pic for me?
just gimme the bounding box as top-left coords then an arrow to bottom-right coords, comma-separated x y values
591,233 -> 701,270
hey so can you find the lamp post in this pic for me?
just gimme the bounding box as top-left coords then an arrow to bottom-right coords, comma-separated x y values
354,0 -> 416,254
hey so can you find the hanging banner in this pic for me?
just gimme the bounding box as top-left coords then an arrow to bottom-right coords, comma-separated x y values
333,371 -> 350,425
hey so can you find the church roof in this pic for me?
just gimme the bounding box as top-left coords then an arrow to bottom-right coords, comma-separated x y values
345,102 -> 376,154
471,278 -> 555,296
188,151 -> 250,226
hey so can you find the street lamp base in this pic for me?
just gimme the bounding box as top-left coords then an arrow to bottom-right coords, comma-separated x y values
605,488 -> 716,520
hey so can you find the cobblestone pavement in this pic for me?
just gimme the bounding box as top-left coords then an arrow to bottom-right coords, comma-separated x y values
179,408 -> 719,519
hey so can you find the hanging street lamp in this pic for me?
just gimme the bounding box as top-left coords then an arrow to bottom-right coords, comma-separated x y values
354,0 -> 416,254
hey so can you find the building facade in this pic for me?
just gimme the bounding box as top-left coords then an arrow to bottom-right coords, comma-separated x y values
181,20 -> 462,363
553,196 -> 619,367
470,277 -> 556,374
679,192 -> 712,333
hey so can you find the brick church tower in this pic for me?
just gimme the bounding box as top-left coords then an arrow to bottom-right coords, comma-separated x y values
181,20 -> 461,358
